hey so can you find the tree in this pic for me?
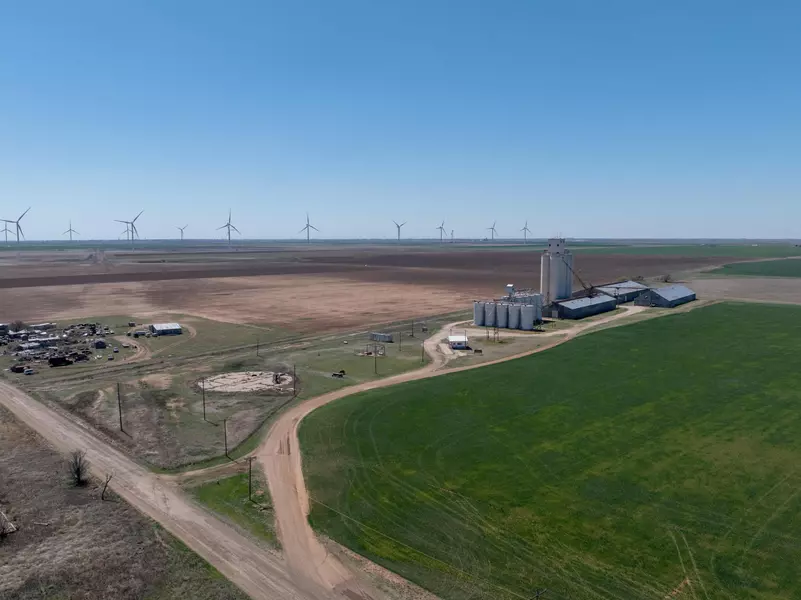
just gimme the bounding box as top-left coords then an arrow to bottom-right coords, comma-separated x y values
101,473 -> 113,500
68,450 -> 89,487
9,320 -> 26,332
661,273 -> 673,283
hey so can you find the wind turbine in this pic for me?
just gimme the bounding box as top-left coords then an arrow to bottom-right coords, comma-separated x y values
2,207 -> 31,243
450,229 -> 454,243
393,220 -> 406,242
521,220 -> 531,244
63,220 -> 79,241
217,210 -> 239,246
177,224 -> 188,240
0,223 -> 12,246
115,210 -> 143,249
299,213 -> 318,243
436,220 -> 446,243
487,221 -> 498,241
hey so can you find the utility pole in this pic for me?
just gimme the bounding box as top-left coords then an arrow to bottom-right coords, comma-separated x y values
421,344 -> 425,364
256,336 -> 260,357
201,377 -> 206,421
374,345 -> 378,375
531,589 -> 548,599
399,331 -> 402,352
223,418 -> 229,459
293,364 -> 296,396
117,382 -> 124,432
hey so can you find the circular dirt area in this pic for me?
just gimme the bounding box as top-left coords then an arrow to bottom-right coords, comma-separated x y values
203,371 -> 293,393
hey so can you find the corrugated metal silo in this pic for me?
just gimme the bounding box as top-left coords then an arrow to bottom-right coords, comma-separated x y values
473,301 -> 485,326
561,253 -> 574,299
484,302 -> 496,327
496,303 -> 509,328
507,303 -> 521,329
521,305 -> 535,330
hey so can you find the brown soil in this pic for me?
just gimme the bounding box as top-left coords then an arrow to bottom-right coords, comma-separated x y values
0,246 -> 726,333
688,276 -> 801,305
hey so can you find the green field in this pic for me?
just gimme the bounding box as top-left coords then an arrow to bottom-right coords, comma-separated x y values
300,303 -> 801,599
574,244 -> 801,258
191,473 -> 276,544
711,258 -> 801,278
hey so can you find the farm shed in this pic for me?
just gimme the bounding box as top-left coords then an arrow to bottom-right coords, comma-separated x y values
595,280 -> 650,304
448,335 -> 469,350
635,285 -> 696,308
149,323 -> 183,336
556,294 -> 617,320
93,339 -> 107,349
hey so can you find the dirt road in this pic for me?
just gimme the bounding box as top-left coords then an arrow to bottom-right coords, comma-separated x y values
0,380 -> 332,600
257,306 -> 645,597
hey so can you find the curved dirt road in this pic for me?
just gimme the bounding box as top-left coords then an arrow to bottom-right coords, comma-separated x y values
0,380 -> 332,600
258,306 -> 645,597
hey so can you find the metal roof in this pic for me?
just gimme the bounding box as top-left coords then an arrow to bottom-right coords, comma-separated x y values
652,285 -> 695,301
596,280 -> 649,294
448,335 -> 468,343
151,322 -> 182,330
557,294 -> 616,309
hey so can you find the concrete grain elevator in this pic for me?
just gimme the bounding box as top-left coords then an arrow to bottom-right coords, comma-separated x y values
540,238 -> 573,304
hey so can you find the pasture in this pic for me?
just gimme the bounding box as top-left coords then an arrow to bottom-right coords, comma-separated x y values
301,302 -> 801,599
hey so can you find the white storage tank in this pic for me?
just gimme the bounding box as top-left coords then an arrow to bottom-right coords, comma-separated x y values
521,305 -> 536,330
473,301 -> 485,326
507,304 -> 521,329
496,303 -> 509,328
484,302 -> 496,327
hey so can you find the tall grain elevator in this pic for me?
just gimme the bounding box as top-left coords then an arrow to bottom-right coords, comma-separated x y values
540,238 -> 573,304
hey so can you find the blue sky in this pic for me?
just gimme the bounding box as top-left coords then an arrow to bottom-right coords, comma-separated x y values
2,1 -> 800,240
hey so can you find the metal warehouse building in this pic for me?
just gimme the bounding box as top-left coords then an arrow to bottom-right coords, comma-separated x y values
595,280 -> 650,304
556,294 -> 617,319
149,323 -> 183,336
635,285 -> 696,308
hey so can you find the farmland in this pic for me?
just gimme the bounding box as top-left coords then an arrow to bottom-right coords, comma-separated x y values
300,302 -> 801,599
710,258 -> 801,278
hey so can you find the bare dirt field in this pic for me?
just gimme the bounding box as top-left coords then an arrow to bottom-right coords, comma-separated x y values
0,404 -> 246,600
0,245 -> 729,332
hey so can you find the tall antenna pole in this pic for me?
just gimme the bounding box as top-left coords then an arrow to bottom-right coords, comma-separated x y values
202,377 -> 206,421
117,382 -> 124,432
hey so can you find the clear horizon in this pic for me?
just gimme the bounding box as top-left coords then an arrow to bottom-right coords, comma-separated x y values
3,2 -> 800,240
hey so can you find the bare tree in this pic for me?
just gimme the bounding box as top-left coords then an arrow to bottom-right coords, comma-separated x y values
68,450 -> 89,487
101,473 -> 113,500
9,320 -> 26,332
661,273 -> 673,283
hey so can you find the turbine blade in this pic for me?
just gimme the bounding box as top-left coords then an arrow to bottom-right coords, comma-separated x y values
19,207 -> 31,221
231,224 -> 241,234
133,210 -> 143,223
217,224 -> 228,230
114,220 -> 128,224
298,226 -> 307,234
73,230 -> 79,235
18,224 -> 25,239
400,222 -> 406,227
310,225 -> 319,232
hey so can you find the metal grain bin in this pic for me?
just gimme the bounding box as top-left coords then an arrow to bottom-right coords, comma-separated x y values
496,303 -> 509,328
521,305 -> 536,330
473,301 -> 485,326
484,302 -> 496,327
507,303 -> 521,329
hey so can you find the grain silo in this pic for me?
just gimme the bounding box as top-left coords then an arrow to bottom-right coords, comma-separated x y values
520,305 -> 535,330
507,304 -> 521,329
496,303 -> 509,328
484,302 -> 496,327
473,301 -> 485,326
540,238 -> 573,305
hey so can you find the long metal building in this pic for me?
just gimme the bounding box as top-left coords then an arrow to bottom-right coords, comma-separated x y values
595,280 -> 650,304
555,294 -> 617,319
634,285 -> 696,308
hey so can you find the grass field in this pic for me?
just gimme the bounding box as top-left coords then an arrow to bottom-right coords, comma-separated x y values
190,473 -> 276,545
573,244 -> 801,258
710,258 -> 801,278
300,302 -> 801,600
